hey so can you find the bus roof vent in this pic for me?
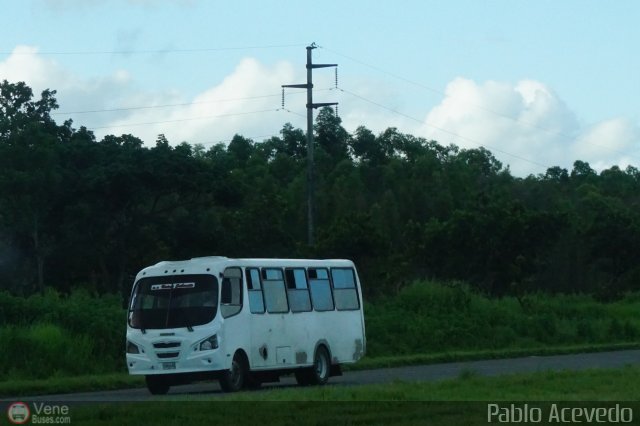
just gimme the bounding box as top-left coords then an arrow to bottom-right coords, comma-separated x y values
190,256 -> 228,262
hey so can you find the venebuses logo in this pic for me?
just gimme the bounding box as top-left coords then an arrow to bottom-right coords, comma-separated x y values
7,402 -> 30,425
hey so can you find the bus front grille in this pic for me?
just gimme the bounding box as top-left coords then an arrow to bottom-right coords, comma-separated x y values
154,342 -> 181,349
156,352 -> 180,359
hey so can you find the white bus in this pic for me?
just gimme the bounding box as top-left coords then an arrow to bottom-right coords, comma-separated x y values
125,256 -> 366,394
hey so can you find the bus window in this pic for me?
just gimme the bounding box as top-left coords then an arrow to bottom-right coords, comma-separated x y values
246,268 -> 265,314
221,267 -> 242,318
285,268 -> 311,312
331,268 -> 360,310
261,268 -> 288,313
308,268 -> 334,311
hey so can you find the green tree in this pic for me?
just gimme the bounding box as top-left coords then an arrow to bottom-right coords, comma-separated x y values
0,81 -> 66,293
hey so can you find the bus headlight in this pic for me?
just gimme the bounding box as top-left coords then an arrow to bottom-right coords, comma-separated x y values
199,335 -> 218,351
126,340 -> 140,354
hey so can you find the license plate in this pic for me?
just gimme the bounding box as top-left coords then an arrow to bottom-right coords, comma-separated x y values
162,362 -> 176,370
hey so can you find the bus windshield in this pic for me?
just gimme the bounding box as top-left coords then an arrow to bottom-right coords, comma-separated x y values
128,274 -> 218,329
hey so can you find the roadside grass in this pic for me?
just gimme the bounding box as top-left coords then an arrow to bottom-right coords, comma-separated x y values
2,342 -> 639,398
0,374 -> 143,398
346,341 -> 640,371
67,366 -> 640,426
214,364 -> 640,401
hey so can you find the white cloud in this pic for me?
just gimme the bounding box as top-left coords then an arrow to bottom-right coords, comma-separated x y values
0,46 -> 301,146
93,57 -> 299,145
0,45 -> 139,128
419,77 -> 582,175
335,77 -> 421,137
0,46 -> 72,93
573,118 -> 640,171
417,77 -> 640,176
2,47 -> 639,174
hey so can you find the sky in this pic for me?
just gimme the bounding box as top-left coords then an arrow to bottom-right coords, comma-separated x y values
0,0 -> 638,176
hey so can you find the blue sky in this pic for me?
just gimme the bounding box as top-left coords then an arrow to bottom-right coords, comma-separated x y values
1,0 -> 638,175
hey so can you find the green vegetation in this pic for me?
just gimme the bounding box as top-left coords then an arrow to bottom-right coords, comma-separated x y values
366,282 -> 640,356
3,81 -> 640,397
1,282 -> 640,387
213,365 -> 640,401
4,343 -> 638,397
67,367 -> 640,425
0,373 -> 142,398
2,81 -> 640,300
0,289 -> 124,380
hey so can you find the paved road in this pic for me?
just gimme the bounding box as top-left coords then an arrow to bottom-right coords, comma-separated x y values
4,350 -> 640,402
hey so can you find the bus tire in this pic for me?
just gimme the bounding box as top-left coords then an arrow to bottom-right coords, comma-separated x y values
296,346 -> 330,386
145,375 -> 170,395
219,352 -> 247,392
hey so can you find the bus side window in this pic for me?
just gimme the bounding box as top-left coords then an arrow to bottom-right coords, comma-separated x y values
246,268 -> 265,314
221,267 -> 243,318
308,268 -> 334,311
331,268 -> 360,310
285,268 -> 311,312
261,268 -> 288,313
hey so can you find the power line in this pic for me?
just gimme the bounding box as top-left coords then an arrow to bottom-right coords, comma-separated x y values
338,87 -> 551,171
321,45 -> 640,164
19,40 -> 634,168
53,89 -> 333,115
1,43 -> 306,56
54,92 -> 296,115
86,108 -> 279,130
280,108 -> 306,119
322,45 -> 555,128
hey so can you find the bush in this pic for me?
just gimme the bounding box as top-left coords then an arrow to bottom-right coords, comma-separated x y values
364,280 -> 640,357
0,289 -> 125,380
3,281 -> 640,379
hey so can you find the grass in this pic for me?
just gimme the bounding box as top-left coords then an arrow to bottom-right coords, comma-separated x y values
347,341 -> 640,371
214,365 -> 640,401
0,289 -> 124,380
0,373 -> 143,398
62,366 -> 640,426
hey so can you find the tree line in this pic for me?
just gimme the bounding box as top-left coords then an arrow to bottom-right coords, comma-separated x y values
1,80 -> 639,300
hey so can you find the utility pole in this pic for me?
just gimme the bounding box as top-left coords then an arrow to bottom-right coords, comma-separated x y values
282,43 -> 337,247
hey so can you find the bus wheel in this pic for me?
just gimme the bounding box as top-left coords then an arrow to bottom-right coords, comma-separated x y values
219,352 -> 246,392
145,375 -> 170,395
296,346 -> 330,386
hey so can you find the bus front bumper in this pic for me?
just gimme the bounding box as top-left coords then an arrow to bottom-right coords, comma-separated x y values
126,349 -> 227,375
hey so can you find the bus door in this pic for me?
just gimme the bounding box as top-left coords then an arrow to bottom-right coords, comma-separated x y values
220,267 -> 247,359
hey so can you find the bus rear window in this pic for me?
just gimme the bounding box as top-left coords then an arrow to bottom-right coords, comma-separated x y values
331,268 -> 360,310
